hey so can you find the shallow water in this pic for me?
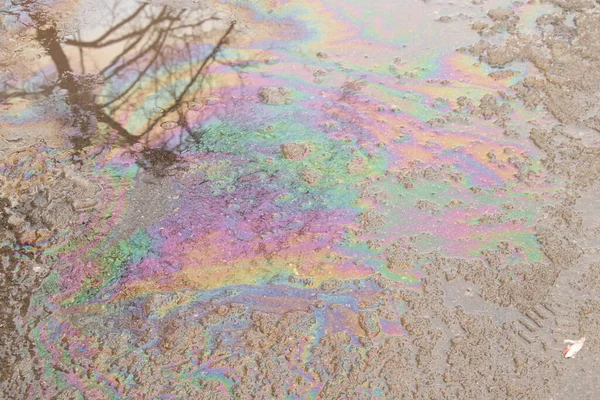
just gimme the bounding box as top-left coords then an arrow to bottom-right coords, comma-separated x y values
1,0 -> 596,398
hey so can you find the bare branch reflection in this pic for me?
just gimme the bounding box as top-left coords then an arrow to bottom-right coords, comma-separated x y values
1,0 -> 237,156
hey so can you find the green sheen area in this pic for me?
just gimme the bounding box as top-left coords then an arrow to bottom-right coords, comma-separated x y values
194,119 -> 387,211
65,230 -> 152,306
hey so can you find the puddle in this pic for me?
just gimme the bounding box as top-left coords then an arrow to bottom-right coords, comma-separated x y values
1,0 -> 595,397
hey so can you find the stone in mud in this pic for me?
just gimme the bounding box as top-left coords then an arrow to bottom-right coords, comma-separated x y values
503,128 -> 520,138
359,210 -> 385,232
216,305 -> 230,316
477,211 -> 506,225
281,142 -> 310,160
472,93 -> 513,121
487,7 -> 516,22
258,87 -> 294,105
427,116 -> 446,127
320,278 -> 343,292
359,311 -> 381,337
301,168 -> 319,184
468,39 -> 490,56
347,156 -> 367,174
471,21 -> 488,32
488,70 -> 517,80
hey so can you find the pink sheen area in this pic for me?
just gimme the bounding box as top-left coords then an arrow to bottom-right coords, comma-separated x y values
379,319 -> 405,336
126,206 -> 354,284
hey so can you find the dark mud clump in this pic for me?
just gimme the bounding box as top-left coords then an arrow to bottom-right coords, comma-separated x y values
258,86 -> 294,105
530,125 -> 600,189
281,142 -> 311,160
0,158 -> 100,246
136,148 -> 182,177
470,3 -> 600,132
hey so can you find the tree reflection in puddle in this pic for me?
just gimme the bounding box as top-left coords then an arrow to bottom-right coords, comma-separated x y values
2,0 -> 237,166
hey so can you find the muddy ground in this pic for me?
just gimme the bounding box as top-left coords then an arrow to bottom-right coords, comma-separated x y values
1,0 -> 600,398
